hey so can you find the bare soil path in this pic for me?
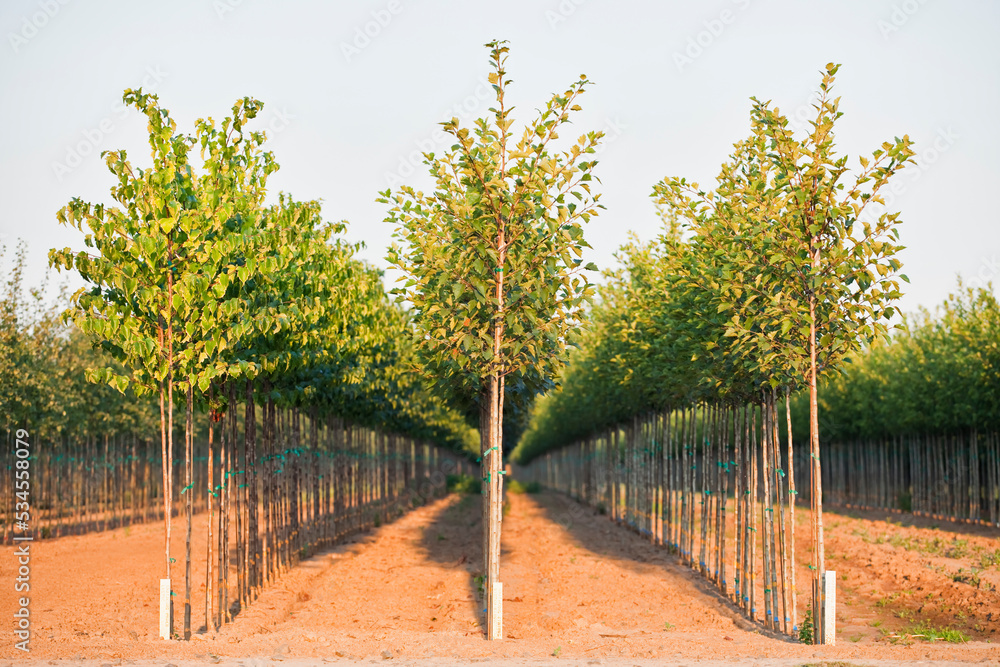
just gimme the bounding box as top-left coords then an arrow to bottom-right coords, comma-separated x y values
1,490 -> 997,665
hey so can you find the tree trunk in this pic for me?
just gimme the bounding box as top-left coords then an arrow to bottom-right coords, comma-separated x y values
808,268 -> 825,643
184,383 -> 193,640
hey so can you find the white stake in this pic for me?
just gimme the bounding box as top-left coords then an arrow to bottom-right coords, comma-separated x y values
159,578 -> 172,640
491,582 -> 503,640
823,570 -> 836,645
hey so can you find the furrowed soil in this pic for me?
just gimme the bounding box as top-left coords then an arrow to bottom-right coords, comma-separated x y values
1,490 -> 998,666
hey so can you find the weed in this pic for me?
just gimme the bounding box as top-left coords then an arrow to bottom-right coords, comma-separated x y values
446,473 -> 479,494
979,549 -> 1000,569
437,534 -> 446,541
876,592 -> 899,607
663,621 -> 675,631
896,621 -> 969,643
951,568 -> 982,588
798,608 -> 814,643
552,645 -> 561,657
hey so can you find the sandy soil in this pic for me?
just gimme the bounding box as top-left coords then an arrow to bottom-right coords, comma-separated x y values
1,490 -> 998,665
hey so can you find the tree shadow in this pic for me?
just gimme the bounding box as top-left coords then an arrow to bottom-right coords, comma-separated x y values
416,491 -> 486,632
529,489 -> 796,643
826,504 -> 1000,540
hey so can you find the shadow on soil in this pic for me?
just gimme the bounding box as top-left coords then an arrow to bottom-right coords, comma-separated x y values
827,505 -> 1000,540
530,489 -> 797,643
416,491 -> 486,632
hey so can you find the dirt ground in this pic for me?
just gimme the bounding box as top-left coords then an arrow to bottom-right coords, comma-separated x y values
1,490 -> 998,665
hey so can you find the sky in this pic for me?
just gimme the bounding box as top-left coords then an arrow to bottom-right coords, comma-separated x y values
1,0 -> 998,319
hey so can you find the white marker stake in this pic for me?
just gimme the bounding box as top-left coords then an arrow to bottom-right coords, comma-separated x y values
159,578 -> 171,640
492,582 -> 503,640
823,570 -> 836,645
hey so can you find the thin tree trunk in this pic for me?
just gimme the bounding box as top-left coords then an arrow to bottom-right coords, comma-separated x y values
184,383 -> 193,640
206,392 -> 215,633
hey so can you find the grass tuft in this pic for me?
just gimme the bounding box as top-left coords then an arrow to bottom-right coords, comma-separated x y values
887,621 -> 969,644
507,479 -> 542,494
446,473 -> 479,494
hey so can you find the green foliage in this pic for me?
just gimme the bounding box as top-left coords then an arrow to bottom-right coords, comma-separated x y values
895,622 -> 968,643
513,64 -> 913,465
0,241 -> 157,441
506,479 -> 541,494
383,40 -> 603,409
789,282 -> 1000,441
446,473 -> 480,494
799,607 -> 814,643
47,89 -> 475,452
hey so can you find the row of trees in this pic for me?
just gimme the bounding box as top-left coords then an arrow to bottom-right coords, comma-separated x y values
517,400 -> 806,638
790,284 -> 1000,525
513,64 -> 915,643
32,90 -> 477,640
7,39 -> 610,642
0,242 -> 158,447
383,40 -> 604,639
794,284 -> 1000,440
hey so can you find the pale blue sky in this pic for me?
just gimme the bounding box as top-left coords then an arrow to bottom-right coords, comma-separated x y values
1,0 -> 998,317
